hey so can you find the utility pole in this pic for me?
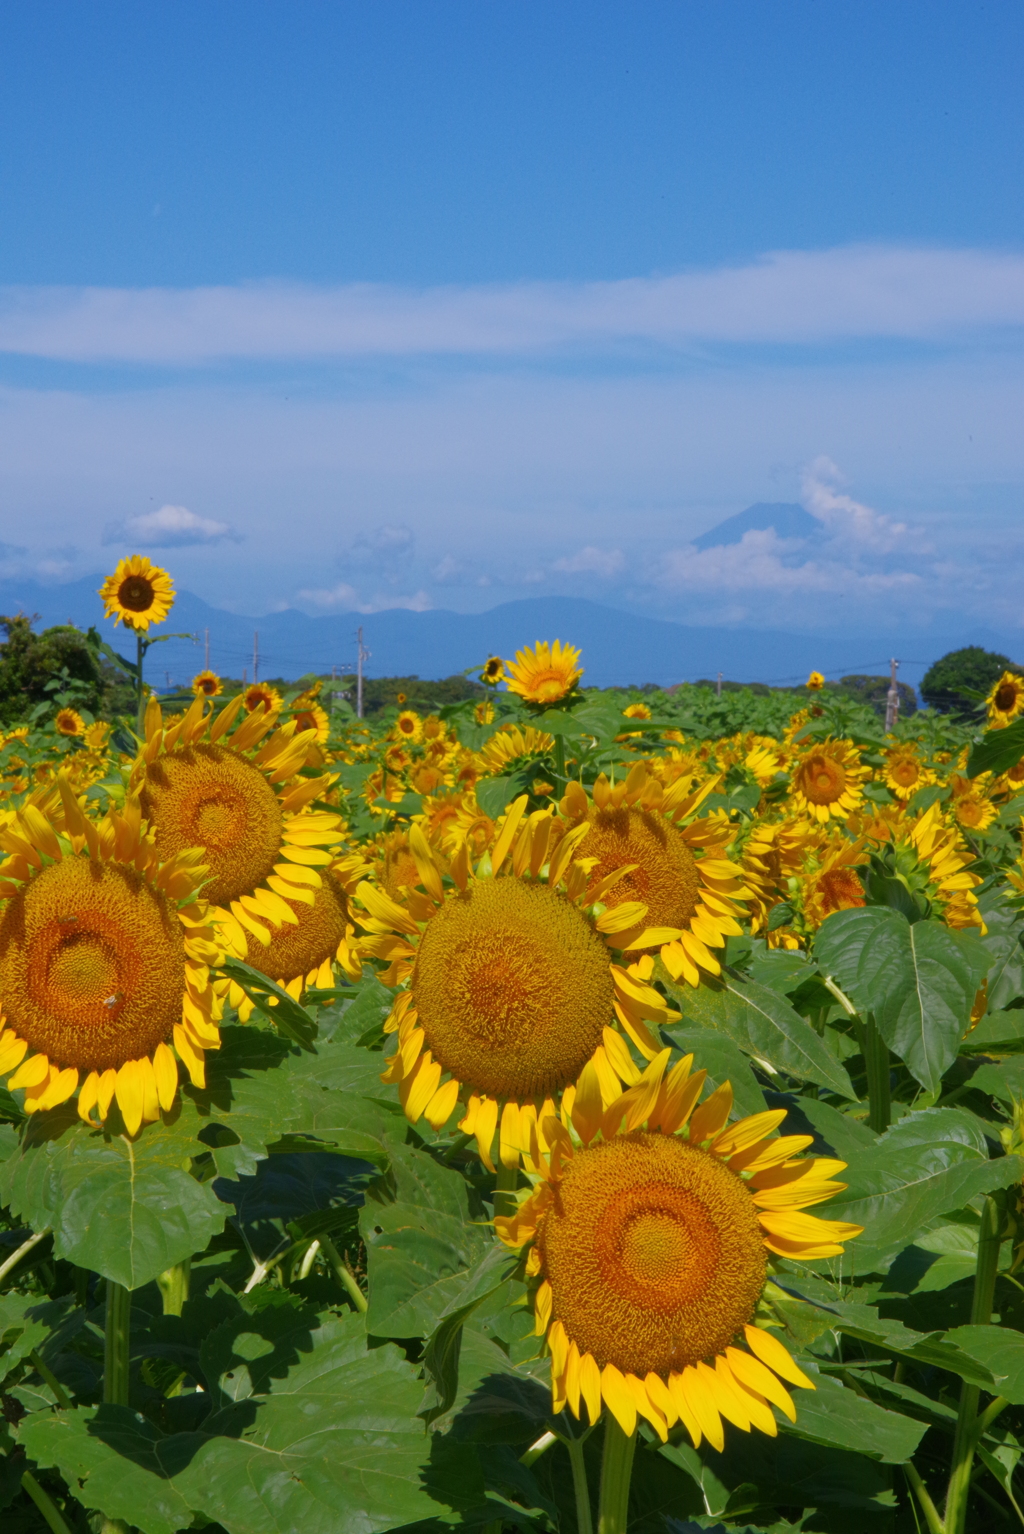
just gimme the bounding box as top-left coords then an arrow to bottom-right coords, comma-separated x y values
253,631 -> 259,684
885,658 -> 900,733
355,627 -> 371,719
204,627 -> 210,669
716,672 -> 723,697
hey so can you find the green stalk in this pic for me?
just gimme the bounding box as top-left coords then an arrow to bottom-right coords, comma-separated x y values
597,1416 -> 637,1534
863,1013 -> 891,1134
103,1280 -> 132,1406
943,1193 -> 1003,1534
493,1160 -> 519,1221
28,1350 -> 71,1409
553,733 -> 566,789
320,1233 -> 368,1314
904,1461 -> 945,1534
157,1259 -> 190,1317
566,1432 -> 595,1534
135,631 -> 146,733
20,1471 -> 73,1534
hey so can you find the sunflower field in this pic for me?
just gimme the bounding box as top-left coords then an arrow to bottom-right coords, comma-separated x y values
6,564 -> 1024,1534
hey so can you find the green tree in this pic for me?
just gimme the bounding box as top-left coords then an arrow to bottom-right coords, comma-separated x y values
0,614 -> 134,726
920,645 -> 1018,717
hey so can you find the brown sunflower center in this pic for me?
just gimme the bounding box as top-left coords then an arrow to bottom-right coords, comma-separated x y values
578,806 -> 702,943
798,754 -> 847,806
412,877 -> 612,1100
245,872 -> 348,983
117,574 -> 156,612
0,857 -> 186,1072
816,867 -> 865,914
890,759 -> 920,787
540,1132 -> 766,1377
996,683 -> 1019,713
139,743 -> 283,906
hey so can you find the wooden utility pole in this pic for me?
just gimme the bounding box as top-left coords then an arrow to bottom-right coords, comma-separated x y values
355,627 -> 371,719
253,631 -> 260,684
716,672 -> 723,697
885,658 -> 900,733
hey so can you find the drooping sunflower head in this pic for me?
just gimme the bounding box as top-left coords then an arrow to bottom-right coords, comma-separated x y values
0,779 -> 223,1134
243,682 -> 282,716
497,1050 -> 861,1446
741,819 -> 815,943
504,640 -> 583,706
861,803 -> 984,930
192,670 -> 223,699
481,656 -> 505,686
131,692 -> 345,950
54,709 -> 85,737
477,724 -> 555,779
790,739 -> 869,823
623,702 -> 652,721
987,670 -> 1024,726
558,764 -> 749,987
99,555 -> 175,633
806,671 -> 825,691
356,796 -> 679,1167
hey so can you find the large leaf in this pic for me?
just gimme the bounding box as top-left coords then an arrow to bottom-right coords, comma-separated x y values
418,1244 -> 520,1427
946,1325 -> 1024,1404
967,715 -> 1024,778
815,1109 -> 1022,1272
663,971 -> 855,1100
218,960 -> 318,1051
815,908 -> 988,1092
977,891 -> 1024,1012
783,1368 -> 927,1463
660,1025 -> 767,1118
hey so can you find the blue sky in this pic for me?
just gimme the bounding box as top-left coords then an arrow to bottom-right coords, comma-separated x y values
1,1 -> 1023,637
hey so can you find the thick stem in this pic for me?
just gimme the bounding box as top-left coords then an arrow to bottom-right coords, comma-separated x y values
863,1014 -> 891,1134
20,1471 -> 73,1534
157,1259 -> 190,1317
320,1233 -> 368,1314
566,1432 -> 595,1534
103,1280 -> 132,1406
493,1160 -> 519,1221
29,1350 -> 71,1409
597,1416 -> 637,1534
553,733 -> 566,788
0,1228 -> 49,1285
904,1461 -> 946,1534
136,632 -> 146,733
944,1194 -> 1003,1534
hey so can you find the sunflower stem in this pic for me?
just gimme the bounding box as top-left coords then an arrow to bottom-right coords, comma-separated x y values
597,1416 -> 636,1534
0,1227 -> 49,1286
157,1259 -> 190,1317
566,1431 -> 595,1534
320,1233 -> 368,1313
20,1471 -> 73,1534
943,1192 -> 1003,1534
904,1461 -> 946,1534
553,733 -> 566,788
135,631 -> 146,733
863,1013 -> 891,1134
103,1280 -> 132,1406
492,1161 -> 519,1221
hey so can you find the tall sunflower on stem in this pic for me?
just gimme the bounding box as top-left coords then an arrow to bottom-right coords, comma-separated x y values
496,1049 -> 861,1532
355,795 -> 678,1170
0,777 -> 224,1134
99,555 -> 178,730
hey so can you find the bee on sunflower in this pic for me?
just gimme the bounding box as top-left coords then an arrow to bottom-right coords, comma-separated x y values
496,1049 -> 861,1446
556,763 -> 749,989
99,555 -> 175,632
789,739 -> 870,823
0,778 -> 224,1133
192,670 -> 223,699
504,640 -> 583,707
354,796 -> 678,1168
130,692 -> 346,962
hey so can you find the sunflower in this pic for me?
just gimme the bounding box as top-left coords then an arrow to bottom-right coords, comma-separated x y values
54,709 -> 85,737
496,1050 -> 860,1445
396,692 -> 407,705
948,773 -> 998,833
0,779 -> 224,1133
131,692 -> 345,956
477,724 -> 555,777
192,670 -> 223,699
623,703 -> 652,721
394,710 -> 422,743
99,555 -> 175,632
243,683 -> 282,716
474,700 -> 495,725
883,744 -> 935,801
83,721 -> 111,752
714,732 -> 787,788
806,671 -> 825,691
291,701 -> 330,744
851,802 -> 984,930
558,765 -> 749,988
799,833 -> 868,931
355,797 -> 679,1168
790,739 -> 869,823
987,671 -> 1024,727
504,641 -> 583,706
741,820 -> 816,944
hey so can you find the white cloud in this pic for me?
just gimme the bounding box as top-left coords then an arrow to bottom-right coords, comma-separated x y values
295,581 -> 432,614
800,456 -> 923,554
5,244 -> 1024,364
105,503 -> 239,547
652,526 -> 921,598
551,546 -> 626,577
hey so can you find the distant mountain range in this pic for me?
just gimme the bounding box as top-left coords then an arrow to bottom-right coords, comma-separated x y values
1,505 -> 1019,693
